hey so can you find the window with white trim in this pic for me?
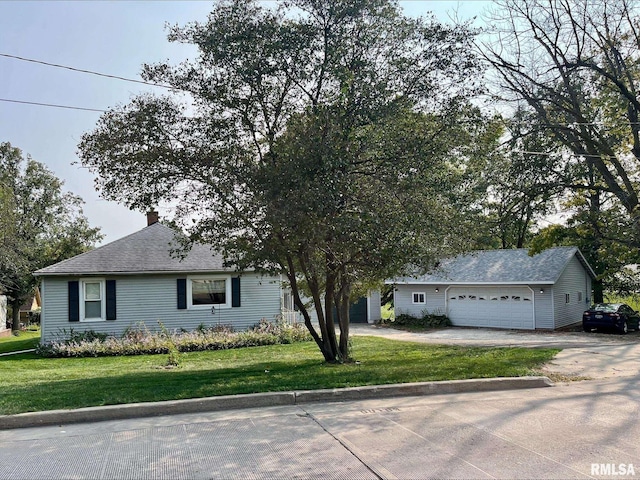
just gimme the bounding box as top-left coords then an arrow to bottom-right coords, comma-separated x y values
412,292 -> 426,304
188,276 -> 231,309
565,293 -> 570,304
80,279 -> 105,321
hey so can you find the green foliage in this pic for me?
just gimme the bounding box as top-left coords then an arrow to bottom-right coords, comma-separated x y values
0,336 -> 559,415
0,142 -> 102,330
77,0 -> 490,362
384,312 -> 451,329
165,344 -> 181,368
36,321 -> 313,358
483,0 -> 640,283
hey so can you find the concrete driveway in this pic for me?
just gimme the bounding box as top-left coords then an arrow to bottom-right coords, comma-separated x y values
350,324 -> 640,380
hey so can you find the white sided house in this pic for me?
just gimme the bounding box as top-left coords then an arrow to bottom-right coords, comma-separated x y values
35,216 -> 290,343
389,247 -> 596,330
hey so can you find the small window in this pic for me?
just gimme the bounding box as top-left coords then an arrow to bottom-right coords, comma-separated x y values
512,295 -> 521,301
577,292 -> 582,302
81,279 -> 105,321
490,296 -> 498,301
468,295 -> 477,300
565,293 -> 570,304
412,292 -> 426,304
478,295 -> 486,301
458,295 -> 467,300
523,296 -> 532,302
500,295 -> 509,301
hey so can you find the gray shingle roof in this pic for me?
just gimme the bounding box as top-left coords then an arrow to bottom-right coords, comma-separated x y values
390,247 -> 596,285
35,223 -> 232,276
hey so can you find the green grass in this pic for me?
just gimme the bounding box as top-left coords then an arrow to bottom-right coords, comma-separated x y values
0,336 -> 559,415
0,328 -> 40,354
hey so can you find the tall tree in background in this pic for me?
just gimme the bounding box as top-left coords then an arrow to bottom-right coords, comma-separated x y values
481,0 -> 640,293
78,0 -> 491,362
480,111 -> 565,249
0,142 -> 103,331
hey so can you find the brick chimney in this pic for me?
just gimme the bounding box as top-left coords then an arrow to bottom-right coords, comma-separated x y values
147,210 -> 159,226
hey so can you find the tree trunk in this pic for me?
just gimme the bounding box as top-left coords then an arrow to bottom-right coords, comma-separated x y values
337,283 -> 351,360
593,279 -> 604,304
10,299 -> 20,332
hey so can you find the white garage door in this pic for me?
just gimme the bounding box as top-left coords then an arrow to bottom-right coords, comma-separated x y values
447,287 -> 534,330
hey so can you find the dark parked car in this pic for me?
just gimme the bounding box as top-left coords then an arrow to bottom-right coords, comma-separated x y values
583,303 -> 640,334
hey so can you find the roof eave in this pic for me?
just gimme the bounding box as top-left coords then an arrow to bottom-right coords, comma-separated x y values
34,269 -> 245,277
385,280 -> 556,285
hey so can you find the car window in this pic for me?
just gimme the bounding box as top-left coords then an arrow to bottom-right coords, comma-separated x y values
593,304 -> 618,312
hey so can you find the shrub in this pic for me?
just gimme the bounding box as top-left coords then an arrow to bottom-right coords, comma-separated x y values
27,308 -> 41,325
36,321 -> 313,358
389,312 -> 451,329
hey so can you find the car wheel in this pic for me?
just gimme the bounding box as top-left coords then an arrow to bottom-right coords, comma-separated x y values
619,321 -> 628,334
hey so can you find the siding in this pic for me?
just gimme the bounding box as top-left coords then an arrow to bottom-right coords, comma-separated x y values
367,290 -> 382,323
532,285 -> 554,329
41,274 -> 282,343
553,255 -> 591,328
394,285 -> 446,317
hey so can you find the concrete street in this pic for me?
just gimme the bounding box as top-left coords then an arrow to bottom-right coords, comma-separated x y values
1,326 -> 639,479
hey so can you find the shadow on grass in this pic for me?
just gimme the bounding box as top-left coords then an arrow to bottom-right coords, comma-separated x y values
0,340 -> 559,415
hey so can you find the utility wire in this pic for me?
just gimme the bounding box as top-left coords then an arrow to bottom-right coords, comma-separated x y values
0,52 -> 173,89
0,98 -> 105,112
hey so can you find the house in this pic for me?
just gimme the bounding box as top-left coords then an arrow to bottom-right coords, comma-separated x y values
19,287 -> 41,326
388,247 -> 596,330
0,293 -> 8,338
35,213 -> 291,343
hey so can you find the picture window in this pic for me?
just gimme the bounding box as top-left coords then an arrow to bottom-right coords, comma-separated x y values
188,276 -> 231,309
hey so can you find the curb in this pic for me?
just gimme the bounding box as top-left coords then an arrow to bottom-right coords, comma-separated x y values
0,376 -> 553,430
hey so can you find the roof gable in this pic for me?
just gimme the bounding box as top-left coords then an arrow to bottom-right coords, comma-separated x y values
35,223 -> 231,276
391,247 -> 596,285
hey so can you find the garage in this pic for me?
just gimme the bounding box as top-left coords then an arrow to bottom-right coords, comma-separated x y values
389,247 -> 596,331
447,286 -> 534,330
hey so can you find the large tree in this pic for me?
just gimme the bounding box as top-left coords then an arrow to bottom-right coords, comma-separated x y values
478,111 -> 566,249
0,142 -> 103,331
78,0 -> 490,362
481,0 -> 640,243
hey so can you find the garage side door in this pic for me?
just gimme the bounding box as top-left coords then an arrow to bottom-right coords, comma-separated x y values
447,287 -> 534,330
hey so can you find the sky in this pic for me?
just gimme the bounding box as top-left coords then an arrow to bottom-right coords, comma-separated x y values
0,0 -> 491,246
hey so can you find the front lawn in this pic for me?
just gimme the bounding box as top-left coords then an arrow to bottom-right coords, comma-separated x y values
0,328 -> 40,355
0,336 -> 559,415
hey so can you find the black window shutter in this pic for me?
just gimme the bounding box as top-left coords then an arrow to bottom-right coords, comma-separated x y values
177,278 -> 187,309
232,277 -> 241,307
106,280 -> 116,320
68,281 -> 79,322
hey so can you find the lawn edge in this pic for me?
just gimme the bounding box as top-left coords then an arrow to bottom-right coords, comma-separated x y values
0,376 -> 553,430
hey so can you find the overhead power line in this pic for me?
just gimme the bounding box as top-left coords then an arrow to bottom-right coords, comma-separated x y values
0,98 -> 105,112
0,52 -> 173,89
